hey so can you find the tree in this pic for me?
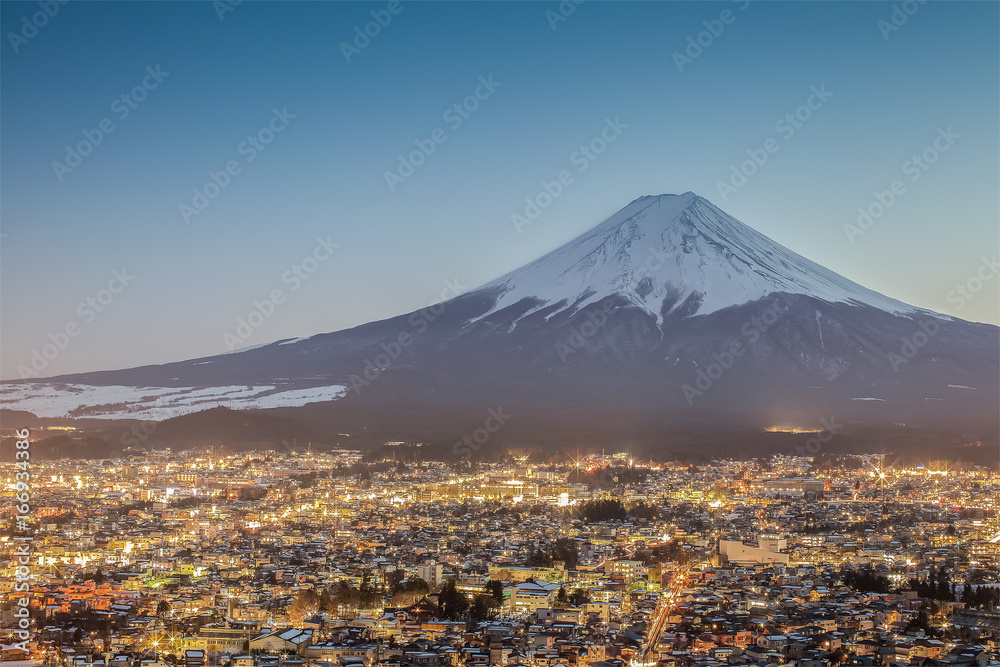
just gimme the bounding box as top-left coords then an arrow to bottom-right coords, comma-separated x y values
397,578 -> 430,594
906,609 -> 935,636
828,648 -> 849,664
525,544 -> 552,567
966,585 -> 1000,610
438,581 -> 469,621
485,580 -> 504,603
842,567 -> 890,594
937,570 -> 951,601
156,600 -> 171,617
319,588 -> 335,614
357,578 -> 381,608
291,588 -> 319,619
551,537 -> 579,569
577,499 -> 627,523
569,588 -> 591,606
469,595 -> 500,624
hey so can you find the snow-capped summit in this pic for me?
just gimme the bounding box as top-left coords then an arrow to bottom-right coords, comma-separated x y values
477,193 -> 921,327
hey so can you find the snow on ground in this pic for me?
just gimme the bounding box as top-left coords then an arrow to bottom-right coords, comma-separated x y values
0,382 -> 347,420
279,337 -> 308,345
852,397 -> 886,401
948,384 -> 977,390
234,386 -> 347,409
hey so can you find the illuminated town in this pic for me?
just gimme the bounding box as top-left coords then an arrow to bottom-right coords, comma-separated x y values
4,442 -> 1000,667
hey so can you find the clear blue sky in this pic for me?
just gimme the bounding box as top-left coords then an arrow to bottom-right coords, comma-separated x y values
1,1 -> 997,380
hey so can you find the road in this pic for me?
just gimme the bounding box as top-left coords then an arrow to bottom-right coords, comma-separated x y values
635,559 -> 701,666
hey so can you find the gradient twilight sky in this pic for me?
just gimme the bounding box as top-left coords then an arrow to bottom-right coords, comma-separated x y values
1,1 -> 997,380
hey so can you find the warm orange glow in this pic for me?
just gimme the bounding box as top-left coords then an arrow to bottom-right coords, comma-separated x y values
764,426 -> 821,434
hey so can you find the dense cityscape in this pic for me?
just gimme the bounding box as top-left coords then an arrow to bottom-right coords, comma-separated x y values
4,437 -> 1000,667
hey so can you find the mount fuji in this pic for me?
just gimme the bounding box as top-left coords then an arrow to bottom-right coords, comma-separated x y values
3,193 -> 997,456
475,193 -> 921,324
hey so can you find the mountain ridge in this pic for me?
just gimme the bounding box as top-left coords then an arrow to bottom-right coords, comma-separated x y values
2,192 -> 996,456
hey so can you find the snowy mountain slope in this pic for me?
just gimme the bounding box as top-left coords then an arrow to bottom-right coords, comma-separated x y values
0,382 -> 347,420
474,193 -> 926,328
